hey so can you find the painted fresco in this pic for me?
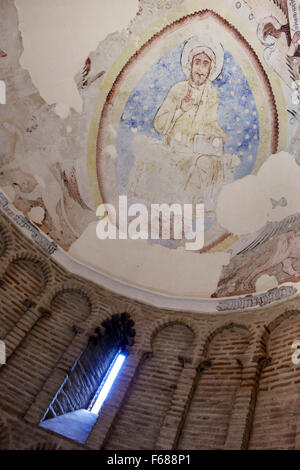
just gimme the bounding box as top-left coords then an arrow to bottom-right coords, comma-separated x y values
96,8 -> 281,252
2,0 -> 300,302
117,40 -> 258,210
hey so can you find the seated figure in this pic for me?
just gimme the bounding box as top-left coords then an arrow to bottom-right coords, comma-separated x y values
126,35 -> 240,212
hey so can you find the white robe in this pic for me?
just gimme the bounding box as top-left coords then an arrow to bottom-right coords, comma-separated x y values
126,80 -> 240,211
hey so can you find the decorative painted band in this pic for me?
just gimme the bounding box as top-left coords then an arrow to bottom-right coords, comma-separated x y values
0,190 -> 298,314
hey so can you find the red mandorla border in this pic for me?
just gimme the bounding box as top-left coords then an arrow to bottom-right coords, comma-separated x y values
96,9 -> 279,250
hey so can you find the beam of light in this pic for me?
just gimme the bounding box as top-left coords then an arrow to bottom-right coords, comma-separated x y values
90,353 -> 126,415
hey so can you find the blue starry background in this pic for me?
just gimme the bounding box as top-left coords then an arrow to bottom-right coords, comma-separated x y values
116,40 -> 260,190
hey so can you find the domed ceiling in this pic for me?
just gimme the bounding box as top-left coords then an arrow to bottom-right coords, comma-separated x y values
1,0 -> 300,312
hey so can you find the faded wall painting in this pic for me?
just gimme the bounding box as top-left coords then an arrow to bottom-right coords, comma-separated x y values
96,8 -> 281,253
2,0 -> 300,304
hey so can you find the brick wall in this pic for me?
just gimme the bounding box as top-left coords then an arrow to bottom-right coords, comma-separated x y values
249,312 -> 300,449
104,323 -> 194,450
178,326 -> 249,450
0,212 -> 300,450
0,259 -> 46,337
0,289 -> 91,417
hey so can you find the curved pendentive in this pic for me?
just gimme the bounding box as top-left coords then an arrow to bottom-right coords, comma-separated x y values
0,289 -> 92,416
0,258 -> 48,338
104,322 -> 195,450
249,312 -> 300,449
177,325 -> 250,450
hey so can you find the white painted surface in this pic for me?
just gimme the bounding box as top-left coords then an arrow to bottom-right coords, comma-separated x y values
69,221 -> 230,298
217,152 -> 300,235
15,0 -> 139,117
0,80 -> 6,104
255,274 -> 278,292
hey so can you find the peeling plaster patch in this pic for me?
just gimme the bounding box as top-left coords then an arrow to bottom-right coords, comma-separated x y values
2,186 -> 16,203
69,222 -> 230,298
104,145 -> 117,160
255,274 -> 278,293
0,81 -> 6,104
15,0 -> 139,117
216,152 -> 300,235
33,174 -> 46,189
28,206 -> 45,225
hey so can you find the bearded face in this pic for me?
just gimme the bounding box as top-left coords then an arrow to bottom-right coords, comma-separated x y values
190,52 -> 212,87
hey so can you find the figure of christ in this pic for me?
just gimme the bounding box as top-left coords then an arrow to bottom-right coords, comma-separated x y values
153,49 -> 226,155
126,35 -> 240,214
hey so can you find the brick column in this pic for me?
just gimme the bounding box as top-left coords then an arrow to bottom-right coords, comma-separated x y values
224,355 -> 269,450
155,359 -> 211,450
154,364 -> 197,450
291,396 -> 300,449
1,303 -> 49,361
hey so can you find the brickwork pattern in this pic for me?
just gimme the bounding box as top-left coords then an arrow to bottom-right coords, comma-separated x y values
0,213 -> 300,450
178,326 -> 249,449
105,323 -> 194,450
249,312 -> 300,449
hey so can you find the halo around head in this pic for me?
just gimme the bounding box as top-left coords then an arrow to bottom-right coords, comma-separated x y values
181,35 -> 224,82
